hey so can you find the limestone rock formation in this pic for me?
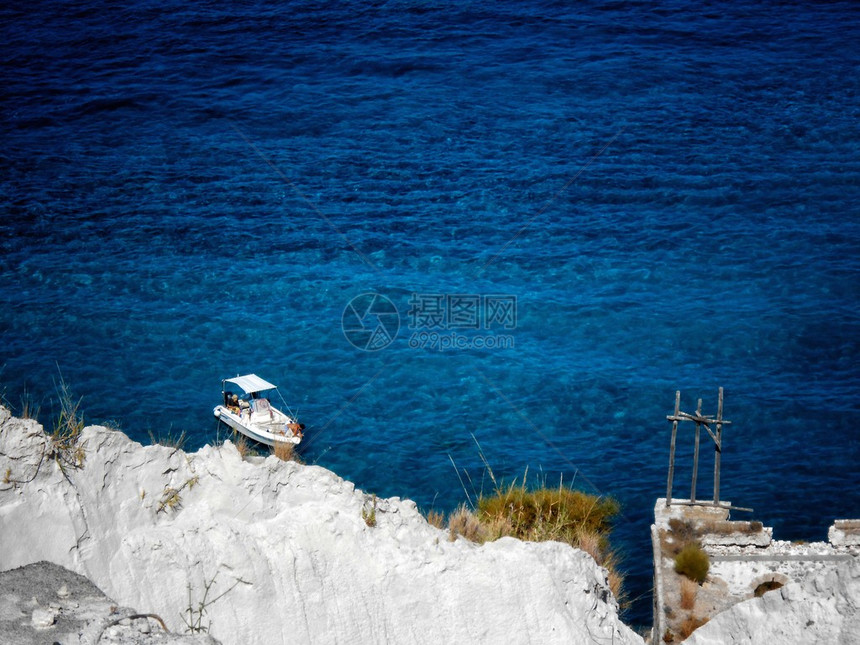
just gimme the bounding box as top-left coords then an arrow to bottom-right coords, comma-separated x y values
682,558 -> 860,645
0,561 -> 219,644
0,407 -> 642,645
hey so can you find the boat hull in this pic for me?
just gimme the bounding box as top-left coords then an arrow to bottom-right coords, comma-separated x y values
214,406 -> 302,447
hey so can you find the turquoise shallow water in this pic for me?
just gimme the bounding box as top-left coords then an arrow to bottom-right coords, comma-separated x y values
2,0 -> 859,626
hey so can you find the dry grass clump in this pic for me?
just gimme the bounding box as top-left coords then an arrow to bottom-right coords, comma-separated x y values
678,615 -> 708,640
50,374 -> 86,469
476,480 -> 619,543
148,429 -> 187,451
662,518 -> 700,560
679,576 -> 698,610
448,504 -> 484,542
218,433 -> 261,459
447,473 -> 624,602
271,440 -> 302,463
425,510 -> 445,529
234,435 -> 252,459
19,388 -> 40,421
576,526 -> 602,561
606,565 -> 625,606
668,518 -> 697,544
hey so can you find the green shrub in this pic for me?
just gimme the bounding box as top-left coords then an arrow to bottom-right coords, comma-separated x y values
674,543 -> 709,583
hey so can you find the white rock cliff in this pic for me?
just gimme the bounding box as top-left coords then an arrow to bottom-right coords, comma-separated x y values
0,407 -> 643,644
682,560 -> 860,645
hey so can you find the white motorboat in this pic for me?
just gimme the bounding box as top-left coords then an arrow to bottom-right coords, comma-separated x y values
214,374 -> 304,447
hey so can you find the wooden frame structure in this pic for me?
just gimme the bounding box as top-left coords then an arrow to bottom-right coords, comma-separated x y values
665,387 -> 734,508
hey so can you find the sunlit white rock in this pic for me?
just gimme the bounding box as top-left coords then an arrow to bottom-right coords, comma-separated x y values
0,407 -> 642,645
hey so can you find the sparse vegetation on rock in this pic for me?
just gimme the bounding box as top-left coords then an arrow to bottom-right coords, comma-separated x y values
679,576 -> 698,610
362,493 -> 377,527
674,542 -> 709,583
678,614 -> 709,640
49,373 -> 86,471
1,405 -> 644,645
271,440 -> 301,462
148,428 -> 187,452
443,468 -> 624,602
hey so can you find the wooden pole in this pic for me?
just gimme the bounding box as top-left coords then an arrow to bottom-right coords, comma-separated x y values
691,398 -> 702,503
714,387 -> 724,505
666,390 -> 681,506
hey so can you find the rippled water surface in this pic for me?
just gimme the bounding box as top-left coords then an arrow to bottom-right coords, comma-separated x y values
2,0 -> 859,627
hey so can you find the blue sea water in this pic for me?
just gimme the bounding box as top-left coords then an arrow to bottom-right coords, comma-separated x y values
2,0 -> 859,628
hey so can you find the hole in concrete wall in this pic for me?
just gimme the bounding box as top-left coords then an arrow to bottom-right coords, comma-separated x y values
753,580 -> 784,597
750,572 -> 790,598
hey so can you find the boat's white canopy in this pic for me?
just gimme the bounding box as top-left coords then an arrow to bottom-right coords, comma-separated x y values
224,374 -> 277,395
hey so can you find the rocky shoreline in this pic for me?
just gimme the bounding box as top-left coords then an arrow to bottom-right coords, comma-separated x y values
2,405 -> 857,644
0,407 -> 641,644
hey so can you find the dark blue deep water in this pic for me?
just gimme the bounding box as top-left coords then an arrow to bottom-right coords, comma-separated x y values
2,0 -> 859,628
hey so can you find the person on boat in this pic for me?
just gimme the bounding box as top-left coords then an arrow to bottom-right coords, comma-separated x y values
229,394 -> 250,416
